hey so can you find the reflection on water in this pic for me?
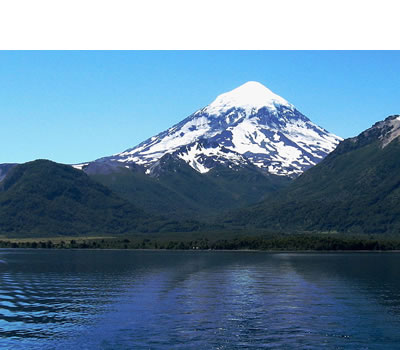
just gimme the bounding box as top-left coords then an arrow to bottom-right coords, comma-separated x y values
1,250 -> 400,349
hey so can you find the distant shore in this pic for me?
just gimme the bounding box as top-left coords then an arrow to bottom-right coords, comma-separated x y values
2,233 -> 400,251
2,247 -> 400,253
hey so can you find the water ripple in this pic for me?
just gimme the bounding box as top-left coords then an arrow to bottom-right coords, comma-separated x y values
1,250 -> 400,349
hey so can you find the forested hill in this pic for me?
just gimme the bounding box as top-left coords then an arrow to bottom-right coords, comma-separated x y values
0,160 -> 198,237
227,115 -> 400,234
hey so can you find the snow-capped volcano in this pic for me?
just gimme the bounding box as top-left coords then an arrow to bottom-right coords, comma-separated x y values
94,81 -> 342,177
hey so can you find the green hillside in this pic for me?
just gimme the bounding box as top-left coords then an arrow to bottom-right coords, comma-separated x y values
228,116 -> 400,234
89,156 -> 290,220
0,160 -> 159,237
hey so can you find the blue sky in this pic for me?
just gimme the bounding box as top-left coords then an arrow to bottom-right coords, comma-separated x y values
1,51 -> 399,164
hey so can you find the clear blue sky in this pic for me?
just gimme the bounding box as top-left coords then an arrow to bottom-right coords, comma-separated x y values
1,51 -> 399,164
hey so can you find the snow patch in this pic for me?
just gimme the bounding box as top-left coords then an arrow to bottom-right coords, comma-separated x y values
72,163 -> 88,170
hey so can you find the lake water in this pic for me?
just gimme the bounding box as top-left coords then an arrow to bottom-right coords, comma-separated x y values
1,250 -> 400,349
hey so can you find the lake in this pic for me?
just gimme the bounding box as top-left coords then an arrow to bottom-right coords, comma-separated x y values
1,250 -> 400,349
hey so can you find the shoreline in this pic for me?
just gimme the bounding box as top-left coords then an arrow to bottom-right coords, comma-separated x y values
2,247 -> 400,253
2,234 -> 400,251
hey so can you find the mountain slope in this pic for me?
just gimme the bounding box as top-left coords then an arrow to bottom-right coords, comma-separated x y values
92,81 -> 341,177
89,155 -> 290,220
0,160 -> 158,236
228,115 -> 400,234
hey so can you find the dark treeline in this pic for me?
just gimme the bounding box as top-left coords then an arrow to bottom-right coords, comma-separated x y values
2,234 -> 400,251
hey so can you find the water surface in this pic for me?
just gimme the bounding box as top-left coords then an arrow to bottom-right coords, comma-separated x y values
1,250 -> 400,349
